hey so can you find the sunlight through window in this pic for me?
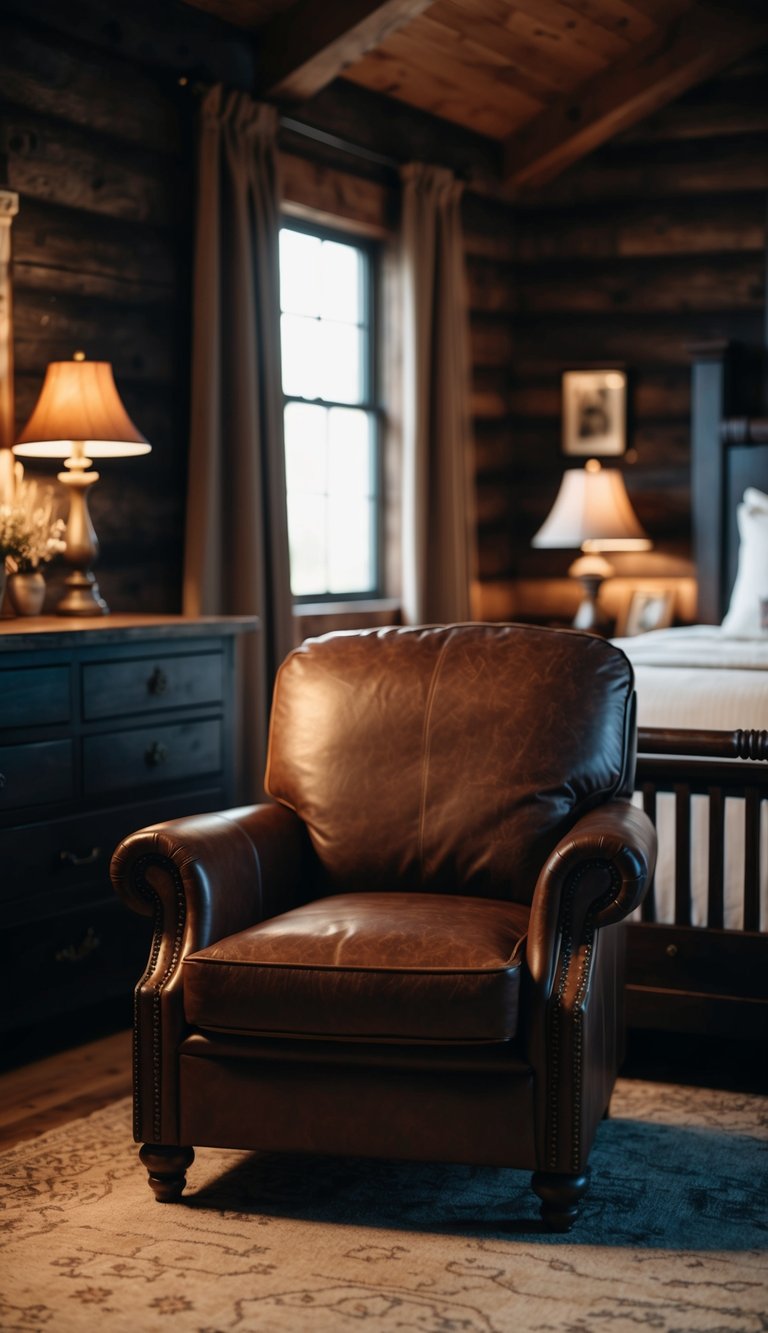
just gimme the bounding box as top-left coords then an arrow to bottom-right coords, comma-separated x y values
279,225 -> 380,599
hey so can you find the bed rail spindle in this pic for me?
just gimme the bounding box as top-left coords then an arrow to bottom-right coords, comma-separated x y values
743,788 -> 762,932
674,783 -> 692,925
640,782 -> 657,922
706,786 -> 725,929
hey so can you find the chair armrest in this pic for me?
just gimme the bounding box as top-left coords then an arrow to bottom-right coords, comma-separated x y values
112,801 -> 313,953
526,801 -> 656,998
110,801 -> 314,1145
524,801 -> 656,1174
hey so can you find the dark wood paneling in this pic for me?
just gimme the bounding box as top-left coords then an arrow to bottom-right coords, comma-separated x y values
13,199 -> 178,305
520,132 -> 768,209
13,291 -> 176,383
472,50 -> 768,598
3,105 -> 185,225
1,3 -> 203,612
0,0 -> 256,89
4,4 -> 766,619
515,195 -> 766,261
0,17 -> 184,152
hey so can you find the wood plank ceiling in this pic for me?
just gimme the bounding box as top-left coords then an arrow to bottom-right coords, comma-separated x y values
182,0 -> 768,187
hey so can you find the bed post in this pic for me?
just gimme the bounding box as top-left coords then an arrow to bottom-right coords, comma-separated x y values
689,339 -> 734,625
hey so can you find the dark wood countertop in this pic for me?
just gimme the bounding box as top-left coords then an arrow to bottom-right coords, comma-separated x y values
0,614 -> 259,651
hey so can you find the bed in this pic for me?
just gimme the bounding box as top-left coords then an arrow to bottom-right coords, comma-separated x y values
615,340 -> 768,1042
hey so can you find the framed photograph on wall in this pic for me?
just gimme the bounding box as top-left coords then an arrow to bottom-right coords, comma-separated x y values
617,588 -> 675,637
562,368 -> 627,457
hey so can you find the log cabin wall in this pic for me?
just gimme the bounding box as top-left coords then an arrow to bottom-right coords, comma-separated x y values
2,3 -> 765,628
0,0 -> 256,613
0,1 -> 517,622
482,50 -> 768,628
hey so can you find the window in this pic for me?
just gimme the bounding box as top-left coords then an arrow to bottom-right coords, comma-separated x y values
279,223 -> 380,600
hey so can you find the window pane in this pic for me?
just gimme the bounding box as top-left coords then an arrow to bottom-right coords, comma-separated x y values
279,230 -> 321,317
287,492 -> 327,597
317,322 -> 363,404
281,314 -> 322,399
328,408 -> 372,502
284,402 -> 327,496
321,240 -> 361,324
279,224 -> 378,599
328,495 -> 372,593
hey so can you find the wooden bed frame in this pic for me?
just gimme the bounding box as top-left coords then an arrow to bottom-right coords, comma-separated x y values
626,340 -> 768,1043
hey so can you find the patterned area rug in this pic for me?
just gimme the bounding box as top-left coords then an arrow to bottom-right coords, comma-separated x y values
1,1079 -> 766,1332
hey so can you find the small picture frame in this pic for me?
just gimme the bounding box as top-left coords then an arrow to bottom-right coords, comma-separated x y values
562,368 -> 627,457
617,589 -> 675,637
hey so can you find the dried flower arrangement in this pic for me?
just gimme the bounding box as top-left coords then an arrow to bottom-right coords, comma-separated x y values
0,477 -> 66,573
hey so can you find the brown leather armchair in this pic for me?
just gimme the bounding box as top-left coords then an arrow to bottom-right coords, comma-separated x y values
111,624 -> 655,1231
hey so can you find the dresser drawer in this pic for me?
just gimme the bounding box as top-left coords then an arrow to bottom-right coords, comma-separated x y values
82,719 -> 222,796
0,665 -> 70,729
1,897 -> 151,1031
0,739 -> 73,811
82,651 -> 224,720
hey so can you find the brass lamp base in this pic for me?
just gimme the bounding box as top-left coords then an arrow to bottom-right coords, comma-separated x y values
572,573 -> 611,634
57,569 -> 108,617
56,459 -> 109,617
569,554 -> 614,635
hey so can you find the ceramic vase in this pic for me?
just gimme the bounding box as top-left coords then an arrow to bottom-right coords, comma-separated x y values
7,569 -> 46,616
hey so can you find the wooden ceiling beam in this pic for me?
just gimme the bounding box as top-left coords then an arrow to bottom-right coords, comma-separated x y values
503,2 -> 768,191
254,0 -> 434,101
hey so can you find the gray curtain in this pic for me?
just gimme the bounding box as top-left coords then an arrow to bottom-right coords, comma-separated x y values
400,162 -> 475,626
184,85 -> 294,800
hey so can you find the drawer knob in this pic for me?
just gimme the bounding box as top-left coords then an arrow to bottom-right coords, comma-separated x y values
665,944 -> 679,958
55,926 -> 101,964
146,740 -> 169,768
60,846 -> 101,867
147,667 -> 169,696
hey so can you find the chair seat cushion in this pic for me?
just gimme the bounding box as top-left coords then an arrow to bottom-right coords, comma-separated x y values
183,893 -> 529,1044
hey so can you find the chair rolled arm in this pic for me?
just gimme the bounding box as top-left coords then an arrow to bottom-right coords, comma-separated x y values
526,801 -> 657,997
111,801 -> 312,960
524,802 -> 656,1173
111,801 -> 315,1146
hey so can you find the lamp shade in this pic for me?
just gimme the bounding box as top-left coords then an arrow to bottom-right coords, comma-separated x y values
14,360 -> 151,459
532,460 -> 650,553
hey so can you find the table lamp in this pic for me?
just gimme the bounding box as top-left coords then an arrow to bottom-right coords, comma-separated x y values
13,354 -> 151,616
532,458 -> 651,631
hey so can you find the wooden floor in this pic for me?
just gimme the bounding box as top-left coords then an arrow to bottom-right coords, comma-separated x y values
0,1028 -> 132,1151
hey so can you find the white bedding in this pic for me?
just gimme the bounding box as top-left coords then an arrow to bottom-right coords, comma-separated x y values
610,626 -> 768,929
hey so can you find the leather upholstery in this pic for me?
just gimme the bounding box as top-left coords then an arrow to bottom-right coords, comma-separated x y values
266,624 -> 635,903
183,892 -> 529,1042
111,623 -> 656,1220
177,1048 -> 538,1165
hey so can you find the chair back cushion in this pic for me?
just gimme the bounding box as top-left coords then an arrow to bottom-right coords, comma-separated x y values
265,624 -> 635,903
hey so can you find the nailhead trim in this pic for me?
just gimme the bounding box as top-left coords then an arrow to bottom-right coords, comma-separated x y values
131,855 -> 187,1143
546,862 -> 620,1171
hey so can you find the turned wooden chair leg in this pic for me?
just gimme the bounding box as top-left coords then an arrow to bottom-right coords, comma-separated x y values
139,1145 -> 195,1202
531,1170 -> 590,1232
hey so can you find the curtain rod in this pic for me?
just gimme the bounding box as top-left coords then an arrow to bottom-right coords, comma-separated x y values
181,77 -> 400,173
278,116 -> 400,174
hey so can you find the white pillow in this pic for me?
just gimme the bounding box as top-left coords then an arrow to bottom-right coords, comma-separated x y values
721,487 -> 768,637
